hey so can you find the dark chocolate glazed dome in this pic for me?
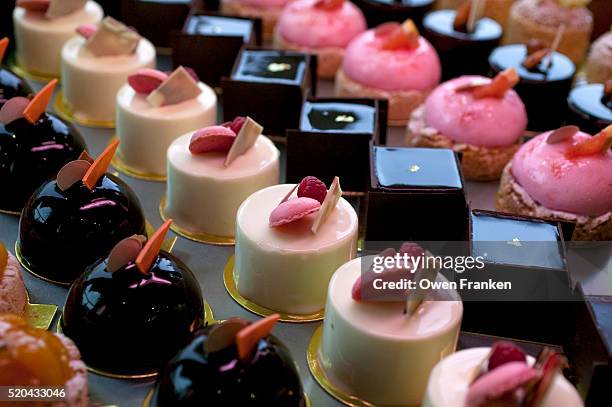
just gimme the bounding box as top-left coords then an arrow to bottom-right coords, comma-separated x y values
0,68 -> 32,106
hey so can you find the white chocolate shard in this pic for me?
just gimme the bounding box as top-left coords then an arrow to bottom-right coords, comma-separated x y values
311,176 -> 342,234
85,17 -> 140,57
224,117 -> 263,167
146,66 -> 202,107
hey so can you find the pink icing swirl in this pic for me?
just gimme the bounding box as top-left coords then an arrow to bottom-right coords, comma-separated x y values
511,131 -> 612,217
424,76 -> 527,147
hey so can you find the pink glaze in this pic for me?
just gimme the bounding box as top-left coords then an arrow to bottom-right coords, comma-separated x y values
511,132 -> 612,217
277,0 -> 366,48
424,76 -> 527,147
465,362 -> 538,407
269,197 -> 321,227
239,0 -> 288,8
341,29 -> 441,92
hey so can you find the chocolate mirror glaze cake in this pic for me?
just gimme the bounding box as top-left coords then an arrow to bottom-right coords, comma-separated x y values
121,0 -> 192,48
423,10 -> 502,80
567,83 -> 612,134
0,68 -> 32,106
489,44 -> 576,131
351,0 -> 434,29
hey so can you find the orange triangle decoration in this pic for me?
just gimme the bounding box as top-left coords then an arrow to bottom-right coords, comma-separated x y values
135,219 -> 173,274
0,38 -> 8,65
82,138 -> 119,190
23,78 -> 57,124
236,314 -> 280,361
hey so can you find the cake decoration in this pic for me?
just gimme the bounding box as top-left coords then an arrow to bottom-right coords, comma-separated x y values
546,125 -> 579,144
84,17 -> 141,57
135,219 -> 173,274
56,159 -> 90,191
146,66 -> 202,107
23,78 -> 57,123
0,96 -> 29,124
189,125 -> 237,154
379,20 -> 420,50
0,37 -> 8,64
311,176 -> 342,233
106,234 -> 146,273
297,175 -> 327,204
78,149 -> 94,163
404,249 -> 440,316
236,314 -> 280,360
76,23 -> 97,39
269,197 -> 321,227
82,138 -> 119,190
564,124 -> 612,158
56,139 -> 119,192
16,0 -> 87,18
127,68 -> 168,95
456,68 -> 520,99
224,116 -> 263,166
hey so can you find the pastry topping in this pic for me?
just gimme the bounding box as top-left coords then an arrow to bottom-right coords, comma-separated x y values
546,125 -> 579,144
0,37 -> 8,65
135,219 -> 173,274
404,248 -> 440,316
23,78 -> 57,124
526,38 -> 548,55
76,23 -> 97,39
189,125 -> 236,154
269,197 -> 321,227
56,160 -> 91,191
311,176 -> 342,234
465,362 -> 539,407
222,116 -> 247,134
78,150 -> 94,163
314,0 -> 344,10
374,22 -> 400,37
224,116 -> 263,167
106,235 -> 146,272
488,341 -> 528,371
204,318 -> 249,354
381,20 -> 420,50
0,242 -> 7,272
128,69 -> 168,95
564,125 -> 612,158
85,17 -> 141,57
147,66 -> 201,107
236,314 -> 280,361
82,138 -> 119,190
0,96 -> 29,125
522,48 -> 551,69
472,68 -> 519,99
453,1 -> 472,32
524,353 -> 567,407
297,176 -> 327,204
16,0 -> 51,13
352,247 -> 410,301
45,0 -> 87,19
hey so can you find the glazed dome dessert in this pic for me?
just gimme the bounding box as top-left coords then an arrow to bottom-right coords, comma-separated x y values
17,139 -> 146,284
335,19 -> 441,126
274,0 -> 367,79
61,221 -> 205,376
586,30 -> 612,84
0,313 -> 88,407
150,315 -> 307,406
0,242 -> 27,315
406,69 -> 527,180
0,37 -> 33,106
221,0 -> 289,40
0,79 -> 87,214
566,82 -> 612,134
497,125 -> 612,241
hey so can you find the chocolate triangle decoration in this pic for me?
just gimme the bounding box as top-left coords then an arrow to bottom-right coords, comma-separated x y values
404,250 -> 440,316
236,314 -> 279,361
0,97 -> 29,125
45,0 -> 87,18
135,220 -> 173,274
204,318 -> 249,354
107,235 -> 146,272
0,38 -> 8,65
311,176 -> 342,234
56,160 -> 90,191
85,17 -> 140,57
146,66 -> 201,107
82,138 -> 119,190
224,117 -> 263,167
23,79 -> 57,124
78,150 -> 94,163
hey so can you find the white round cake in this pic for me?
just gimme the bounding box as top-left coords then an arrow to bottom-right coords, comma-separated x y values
13,1 -> 103,77
318,256 -> 463,406
235,184 -> 358,315
61,36 -> 156,124
116,83 -> 217,177
165,132 -> 280,239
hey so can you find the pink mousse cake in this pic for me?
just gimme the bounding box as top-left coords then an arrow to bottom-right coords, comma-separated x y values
274,0 -> 366,79
406,71 -> 527,180
221,0 -> 289,40
0,243 -> 27,315
335,20 -> 441,126
497,125 -> 612,241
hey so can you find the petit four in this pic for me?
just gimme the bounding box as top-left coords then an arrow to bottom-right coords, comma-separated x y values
60,17 -> 156,125
61,221 -> 205,376
435,0 -> 515,29
164,117 -> 279,242
489,43 -> 576,131
505,0 -> 593,64
0,243 -> 27,315
274,0 -> 367,79
424,343 -> 584,407
116,67 -> 217,179
120,0 -> 191,48
13,0 -> 103,78
336,20 -> 441,126
151,315 -> 307,405
497,126 -> 612,241
586,30 -> 612,84
0,79 -> 87,214
566,82 -> 612,134
220,0 -> 288,40
0,314 -> 88,407
350,0 -> 434,29
0,38 -> 33,106
17,139 -> 146,284
234,177 -> 358,315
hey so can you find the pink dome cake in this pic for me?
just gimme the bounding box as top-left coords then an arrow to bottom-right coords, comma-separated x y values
274,0 -> 366,78
221,0 -> 290,40
406,69 -> 527,180
335,20 -> 441,126
497,125 -> 612,240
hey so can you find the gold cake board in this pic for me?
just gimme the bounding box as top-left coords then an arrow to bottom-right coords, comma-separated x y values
141,387 -> 312,406
107,136 -> 167,182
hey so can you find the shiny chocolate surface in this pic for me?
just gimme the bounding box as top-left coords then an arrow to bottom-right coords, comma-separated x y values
0,68 -> 32,106
233,50 -> 306,85
489,44 -> 575,83
423,10 -> 502,41
185,15 -> 253,41
300,101 -> 376,134
567,84 -> 612,132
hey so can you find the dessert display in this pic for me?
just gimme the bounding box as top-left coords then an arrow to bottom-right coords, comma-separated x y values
115,66 -> 217,179
435,0 -> 515,29
422,7 -> 503,80
220,0 -> 289,40
366,146 -> 468,241
336,20 -> 441,126
0,314 -> 89,406
424,342 -> 584,407
586,30 -> 612,84
350,0 -> 435,29
274,0 -> 367,79
13,0 -> 103,78
489,42 -> 575,131
150,314 -> 307,405
0,37 -> 33,106
0,79 -> 87,214
221,48 -> 316,136
17,139 -> 146,285
164,117 -> 280,242
234,177 -> 358,316
60,17 -> 156,126
61,221 -> 205,376
172,13 -> 261,88
406,69 -> 527,180
505,0 -> 593,64
497,125 -> 612,241
566,82 -> 612,134
0,242 -> 27,315
286,98 -> 387,192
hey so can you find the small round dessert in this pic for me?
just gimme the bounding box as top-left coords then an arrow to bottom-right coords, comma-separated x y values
315,256 -> 463,406
0,243 -> 27,315
567,83 -> 612,134
422,9 -> 503,80
505,0 -> 593,64
12,0 -> 103,78
435,0 -> 515,29
0,314 -> 88,407
497,126 -> 612,241
150,315 -> 307,406
274,0 -> 367,79
489,43 -> 576,131
350,0 -> 435,29
586,30 -> 612,85
221,0 -> 289,40
406,71 -> 527,180
336,20 -> 441,126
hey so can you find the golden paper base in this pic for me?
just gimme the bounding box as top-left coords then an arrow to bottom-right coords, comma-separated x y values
159,195 -> 236,246
24,291 -> 58,331
0,207 -> 20,216
142,387 -> 311,406
54,90 -> 115,128
223,256 -> 325,323
6,53 -> 60,84
108,136 -> 167,182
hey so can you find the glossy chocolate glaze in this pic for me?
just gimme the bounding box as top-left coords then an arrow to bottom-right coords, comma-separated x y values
0,68 -> 33,106
61,252 -> 204,375
0,114 -> 86,213
351,0 -> 434,29
121,0 -> 191,47
567,84 -> 612,134
233,50 -> 306,84
301,101 -> 376,133
17,173 -> 145,284
151,325 -> 306,406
